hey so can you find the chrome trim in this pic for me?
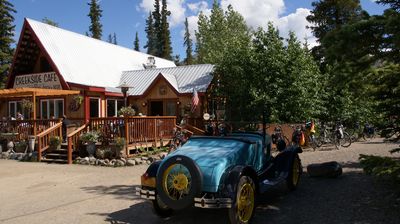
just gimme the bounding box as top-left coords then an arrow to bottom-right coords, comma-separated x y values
194,197 -> 232,209
135,187 -> 156,200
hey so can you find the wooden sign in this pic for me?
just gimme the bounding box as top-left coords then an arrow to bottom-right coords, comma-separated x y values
13,72 -> 62,89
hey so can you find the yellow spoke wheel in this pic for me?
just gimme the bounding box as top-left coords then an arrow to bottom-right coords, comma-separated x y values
237,183 -> 255,223
162,164 -> 192,201
292,158 -> 300,186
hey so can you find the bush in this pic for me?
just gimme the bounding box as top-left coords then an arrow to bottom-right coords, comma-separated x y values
79,131 -> 100,143
118,106 -> 135,117
359,154 -> 400,185
49,136 -> 61,148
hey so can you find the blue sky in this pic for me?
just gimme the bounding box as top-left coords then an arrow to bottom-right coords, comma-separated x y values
10,0 -> 388,59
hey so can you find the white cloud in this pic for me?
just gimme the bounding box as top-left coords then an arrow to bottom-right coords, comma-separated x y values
187,1 -> 208,14
138,0 -> 186,27
184,0 -> 316,47
276,8 -> 317,47
220,0 -> 285,28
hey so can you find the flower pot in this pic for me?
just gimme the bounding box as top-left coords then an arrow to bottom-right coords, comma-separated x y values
86,142 -> 96,157
7,141 -> 14,152
28,136 -> 36,152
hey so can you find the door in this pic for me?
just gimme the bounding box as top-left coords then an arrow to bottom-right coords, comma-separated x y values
90,98 -> 100,118
150,101 -> 163,116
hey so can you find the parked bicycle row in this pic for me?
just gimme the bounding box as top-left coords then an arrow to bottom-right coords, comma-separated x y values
271,121 -> 377,151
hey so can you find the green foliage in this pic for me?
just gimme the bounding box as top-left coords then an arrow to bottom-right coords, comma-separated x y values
144,11 -> 156,55
359,154 -> 400,184
42,17 -> 58,27
118,106 -> 135,116
183,17 -> 193,65
0,0 -> 16,89
134,32 -> 140,51
115,137 -> 126,150
80,131 -> 100,143
87,0 -> 103,39
145,0 -> 173,59
49,136 -> 61,148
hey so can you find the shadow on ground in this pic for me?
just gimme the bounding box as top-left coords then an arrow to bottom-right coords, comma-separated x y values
81,185 -> 140,201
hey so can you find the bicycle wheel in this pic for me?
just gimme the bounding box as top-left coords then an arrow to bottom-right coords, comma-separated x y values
341,132 -> 352,148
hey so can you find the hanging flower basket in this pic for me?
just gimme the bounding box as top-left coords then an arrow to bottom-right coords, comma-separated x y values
21,99 -> 33,111
69,95 -> 83,111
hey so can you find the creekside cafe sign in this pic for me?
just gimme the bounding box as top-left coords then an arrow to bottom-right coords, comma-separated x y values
13,72 -> 62,89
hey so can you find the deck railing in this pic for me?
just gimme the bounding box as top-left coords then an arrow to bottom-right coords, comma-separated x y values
36,122 -> 62,162
67,123 -> 89,164
0,119 -> 61,140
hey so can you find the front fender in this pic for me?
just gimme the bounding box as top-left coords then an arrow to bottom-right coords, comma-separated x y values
274,149 -> 301,174
141,160 -> 162,189
219,165 -> 258,198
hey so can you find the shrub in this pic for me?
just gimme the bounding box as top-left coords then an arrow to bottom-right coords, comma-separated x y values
79,131 -> 100,143
118,106 -> 135,117
49,136 -> 61,148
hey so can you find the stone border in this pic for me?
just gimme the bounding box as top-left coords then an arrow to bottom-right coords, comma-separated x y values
73,152 -> 168,167
0,151 -> 38,162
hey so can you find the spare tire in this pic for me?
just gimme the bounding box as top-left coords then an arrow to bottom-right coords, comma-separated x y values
156,155 -> 203,210
307,161 -> 342,178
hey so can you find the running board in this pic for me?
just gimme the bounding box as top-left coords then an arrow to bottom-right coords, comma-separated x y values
259,172 -> 288,194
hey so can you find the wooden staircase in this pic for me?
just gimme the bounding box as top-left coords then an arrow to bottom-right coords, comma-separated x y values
41,142 -> 70,164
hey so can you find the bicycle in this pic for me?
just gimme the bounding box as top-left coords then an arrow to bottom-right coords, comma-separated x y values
168,127 -> 188,153
271,125 -> 290,150
362,123 -> 376,140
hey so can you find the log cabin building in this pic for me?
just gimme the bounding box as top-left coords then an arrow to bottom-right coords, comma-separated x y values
0,18 -> 214,123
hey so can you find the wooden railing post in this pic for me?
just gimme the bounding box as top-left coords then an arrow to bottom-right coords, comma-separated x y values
67,137 -> 72,164
124,117 -> 129,156
37,140 -> 41,162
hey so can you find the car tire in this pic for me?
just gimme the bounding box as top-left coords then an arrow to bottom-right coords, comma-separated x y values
228,176 -> 256,224
286,155 -> 301,191
307,161 -> 342,178
156,155 -> 202,210
152,194 -> 173,218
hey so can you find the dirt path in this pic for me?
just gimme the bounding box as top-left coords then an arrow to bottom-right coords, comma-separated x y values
0,139 -> 399,224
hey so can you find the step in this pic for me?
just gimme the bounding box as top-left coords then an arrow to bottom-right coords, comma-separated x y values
46,153 -> 68,158
41,158 -> 68,163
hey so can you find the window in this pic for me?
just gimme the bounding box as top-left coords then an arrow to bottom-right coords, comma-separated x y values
166,101 -> 176,116
90,98 -> 100,118
106,99 -> 124,117
9,101 -> 30,119
40,99 -> 64,119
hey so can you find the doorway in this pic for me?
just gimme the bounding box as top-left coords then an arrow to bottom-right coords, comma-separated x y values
150,101 -> 163,116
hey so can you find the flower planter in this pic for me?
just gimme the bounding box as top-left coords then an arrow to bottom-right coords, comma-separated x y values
28,136 -> 36,152
86,142 -> 96,157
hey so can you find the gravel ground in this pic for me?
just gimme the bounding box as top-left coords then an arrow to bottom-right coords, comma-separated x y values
0,138 -> 399,224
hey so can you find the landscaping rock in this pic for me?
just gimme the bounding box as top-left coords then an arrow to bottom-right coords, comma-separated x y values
80,159 -> 90,165
146,160 -> 152,165
141,157 -> 148,161
17,153 -> 24,161
148,157 -> 155,163
99,160 -> 107,166
120,158 -> 126,163
89,157 -> 96,165
126,159 -> 136,166
115,159 -> 125,167
9,153 -> 17,160
104,159 -> 110,164
134,158 -> 142,164
31,152 -> 38,162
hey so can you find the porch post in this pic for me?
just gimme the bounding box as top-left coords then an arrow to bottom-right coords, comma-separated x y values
124,116 -> 129,157
32,91 -> 37,136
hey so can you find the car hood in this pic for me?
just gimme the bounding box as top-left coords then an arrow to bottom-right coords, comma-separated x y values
165,138 -> 252,192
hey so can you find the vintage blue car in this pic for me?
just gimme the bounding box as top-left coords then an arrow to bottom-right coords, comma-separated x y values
136,132 -> 302,224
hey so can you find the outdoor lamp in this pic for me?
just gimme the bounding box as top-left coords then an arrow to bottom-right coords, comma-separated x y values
117,82 -> 132,107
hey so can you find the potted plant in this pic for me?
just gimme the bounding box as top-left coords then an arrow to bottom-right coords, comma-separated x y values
114,137 -> 126,158
79,131 -> 100,157
15,140 -> 27,153
118,106 -> 135,117
49,136 -> 61,151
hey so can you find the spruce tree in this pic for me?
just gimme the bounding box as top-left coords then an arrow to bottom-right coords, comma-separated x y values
152,0 -> 161,56
184,18 -> 193,65
160,0 -> 172,59
107,34 -> 112,43
113,33 -> 117,45
87,0 -> 103,39
144,11 -> 156,55
134,32 -> 140,51
42,17 -> 58,27
0,0 -> 16,89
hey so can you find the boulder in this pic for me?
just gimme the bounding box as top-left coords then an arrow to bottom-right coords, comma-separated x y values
141,157 -> 149,161
9,153 -> 17,160
134,158 -> 142,164
115,159 -> 125,167
146,160 -> 152,165
126,159 -> 136,166
307,161 -> 343,178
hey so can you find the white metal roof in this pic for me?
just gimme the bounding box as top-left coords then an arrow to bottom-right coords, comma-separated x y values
121,64 -> 214,96
26,18 -> 176,88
